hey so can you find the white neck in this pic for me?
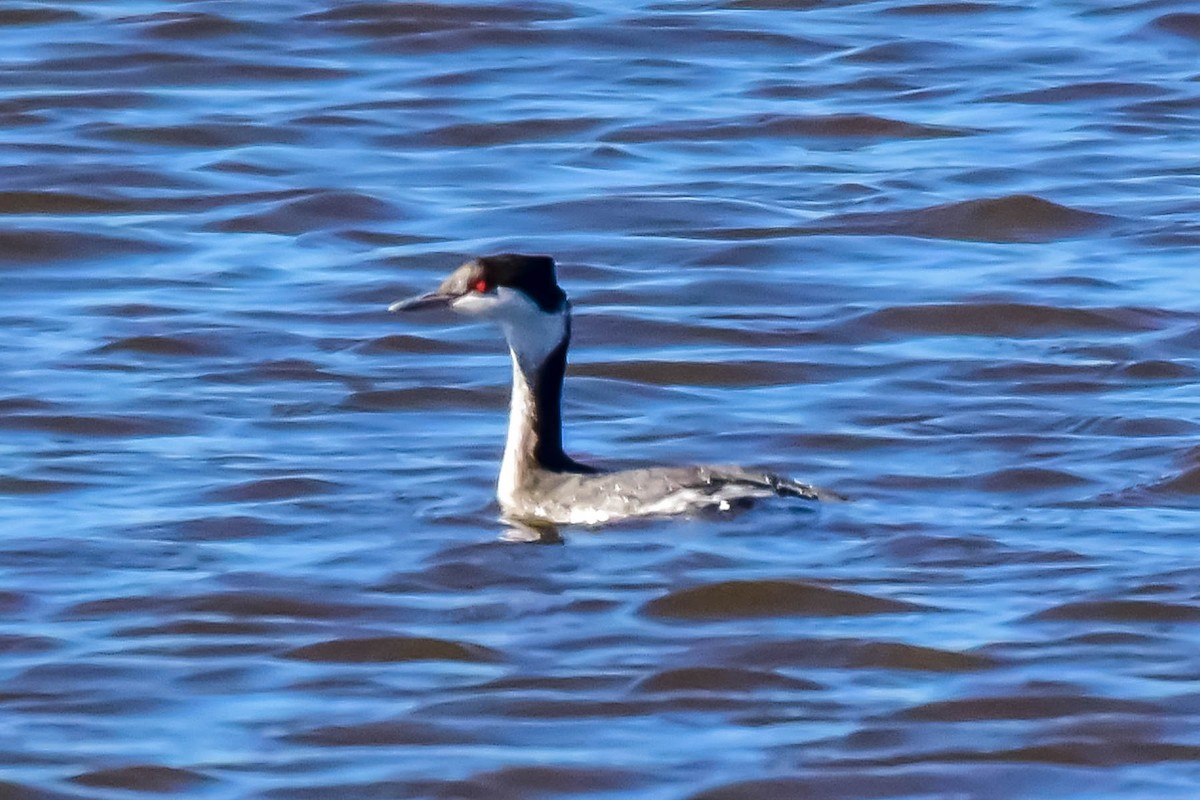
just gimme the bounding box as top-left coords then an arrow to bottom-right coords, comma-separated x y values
450,286 -> 573,511
497,354 -> 538,512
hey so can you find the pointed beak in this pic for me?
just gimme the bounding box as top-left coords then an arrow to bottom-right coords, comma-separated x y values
387,292 -> 454,313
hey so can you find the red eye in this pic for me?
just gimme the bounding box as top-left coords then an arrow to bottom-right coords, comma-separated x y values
473,278 -> 490,293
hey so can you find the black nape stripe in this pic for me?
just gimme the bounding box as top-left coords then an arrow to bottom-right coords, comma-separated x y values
477,253 -> 567,314
529,320 -> 595,474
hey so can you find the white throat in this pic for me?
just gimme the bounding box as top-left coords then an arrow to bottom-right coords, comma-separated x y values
452,286 -> 568,376
498,358 -> 536,512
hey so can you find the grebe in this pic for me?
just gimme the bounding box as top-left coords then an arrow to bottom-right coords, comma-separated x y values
389,254 -> 836,526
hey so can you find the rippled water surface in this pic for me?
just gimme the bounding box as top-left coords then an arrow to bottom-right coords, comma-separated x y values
4,1 -> 1200,798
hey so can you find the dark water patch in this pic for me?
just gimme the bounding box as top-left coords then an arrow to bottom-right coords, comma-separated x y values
853,302 -> 1165,337
176,515 -> 295,541
720,0 -> 841,7
260,781 -> 430,800
283,719 -> 481,747
241,358 -> 352,387
675,195 -> 1118,243
0,6 -> 85,25
999,379 -> 1111,395
844,642 -> 1003,671
391,559 -> 557,593
70,765 -> 212,792
778,431 -> 909,455
300,1 -> 576,35
129,641 -> 279,659
0,90 -> 146,114
622,15 -> 832,52
0,110 -> 47,127
817,195 -> 1118,242
1148,12 -> 1200,41
39,50 -> 350,85
289,112 -> 378,129
578,313 -> 818,351
285,635 -> 503,664
357,333 -> 460,355
894,693 -> 1161,721
841,38 -> 971,64
417,117 -> 607,148
977,467 -> 1090,492
751,73 -> 924,100
220,62 -> 357,83
688,772 -> 1000,800
990,81 -> 1168,104
115,618 -> 279,638
204,359 -> 349,386
0,414 -> 192,438
0,782 -> 90,800
11,659 -> 163,692
330,97 -> 460,115
1119,359 -> 1196,380
642,580 -> 928,620
207,476 -> 341,502
0,634 -> 59,655
408,66 -> 503,89
634,666 -> 821,693
512,193 -> 802,235
0,190 -> 134,215
211,191 -> 398,235
0,475 -> 86,494
356,23 -> 563,54
0,591 -> 32,615
3,693 -> 167,717
457,765 -> 651,798
880,532 -> 1087,569
204,158 -> 291,176
95,334 -> 223,358
605,113 -> 970,144
882,2 -> 1012,15
66,188 -> 311,215
207,674 -> 306,701
91,303 -> 185,318
469,672 -> 630,695
36,48 -> 206,75
1028,599 -> 1200,623
1011,740 -> 1200,766
0,228 -> 173,265
574,359 -> 818,387
0,397 -> 55,414
344,386 -> 499,412
717,637 -> 999,672
132,11 -> 250,39
334,229 -> 443,248
91,121 -> 303,149
1147,464 -> 1200,496
958,360 -> 1192,391
184,592 -> 383,621
262,769 -> 648,800
566,143 -> 646,168
827,740 -> 1200,767
60,594 -> 183,621
1021,273 -> 1121,291
419,693 -> 747,721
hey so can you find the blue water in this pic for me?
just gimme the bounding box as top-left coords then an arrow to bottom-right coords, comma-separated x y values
3,2 -> 1200,798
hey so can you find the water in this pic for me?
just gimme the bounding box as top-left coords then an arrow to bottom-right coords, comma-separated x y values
3,1 -> 1200,797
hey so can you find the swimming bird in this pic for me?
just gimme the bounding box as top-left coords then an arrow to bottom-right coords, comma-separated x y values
388,254 -> 835,526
